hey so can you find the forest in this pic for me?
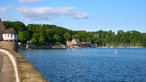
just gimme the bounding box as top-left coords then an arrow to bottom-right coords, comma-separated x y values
3,21 -> 146,47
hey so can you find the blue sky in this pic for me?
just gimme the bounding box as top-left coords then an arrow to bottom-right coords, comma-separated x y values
0,0 -> 146,32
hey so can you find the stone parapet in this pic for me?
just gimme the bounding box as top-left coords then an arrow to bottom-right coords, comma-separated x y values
0,41 -> 18,52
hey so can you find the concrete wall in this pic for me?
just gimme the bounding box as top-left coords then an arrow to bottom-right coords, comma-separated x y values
0,49 -> 46,82
0,49 -> 20,82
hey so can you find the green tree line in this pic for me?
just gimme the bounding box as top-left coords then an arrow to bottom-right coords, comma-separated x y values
3,21 -> 146,47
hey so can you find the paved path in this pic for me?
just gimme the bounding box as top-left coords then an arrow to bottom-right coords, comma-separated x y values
0,52 -> 15,82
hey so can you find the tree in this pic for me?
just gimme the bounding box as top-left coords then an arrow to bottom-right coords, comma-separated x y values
75,31 -> 87,42
12,21 -> 26,32
38,36 -> 45,44
27,24 -> 39,33
3,21 -> 26,31
53,34 -> 61,43
3,21 -> 11,29
72,34 -> 77,39
115,30 -> 124,47
86,37 -> 92,42
3,20 -> 146,47
31,37 -> 37,44
130,30 -> 142,46
105,30 -> 115,46
63,32 -> 71,41
45,29 -> 54,43
18,31 -> 31,43
142,33 -> 146,47
122,31 -> 131,47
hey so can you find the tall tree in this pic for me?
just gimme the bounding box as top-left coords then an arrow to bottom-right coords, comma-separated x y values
31,37 -> 37,44
53,34 -> 61,43
63,32 -> 71,41
3,21 -> 26,31
38,36 -> 45,44
18,31 -> 31,43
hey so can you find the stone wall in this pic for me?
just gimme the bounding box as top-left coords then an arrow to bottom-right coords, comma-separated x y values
0,49 -> 47,82
0,41 -> 18,51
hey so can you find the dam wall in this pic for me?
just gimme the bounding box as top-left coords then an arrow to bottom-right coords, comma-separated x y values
0,49 -> 46,82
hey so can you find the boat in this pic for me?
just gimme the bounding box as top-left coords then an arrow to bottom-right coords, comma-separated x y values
114,51 -> 118,54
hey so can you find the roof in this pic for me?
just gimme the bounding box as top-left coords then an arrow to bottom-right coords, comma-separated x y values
0,18 -> 6,40
0,18 -> 17,41
0,18 -> 6,33
72,38 -> 80,45
4,28 -> 17,34
81,42 -> 91,45
73,39 -> 80,43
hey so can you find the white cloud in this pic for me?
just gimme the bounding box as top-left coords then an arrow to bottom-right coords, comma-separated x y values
16,7 -> 88,20
0,5 -> 13,13
0,7 -> 7,12
74,12 -> 88,19
0,5 -> 16,21
19,0 -> 41,3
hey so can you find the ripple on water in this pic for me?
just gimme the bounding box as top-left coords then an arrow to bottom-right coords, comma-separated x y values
19,48 -> 146,82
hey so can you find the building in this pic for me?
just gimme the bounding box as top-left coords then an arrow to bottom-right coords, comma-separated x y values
3,28 -> 18,40
66,39 -> 81,48
0,18 -> 6,41
66,40 -> 72,48
71,38 -> 81,47
66,38 -> 96,48
0,18 -> 18,51
81,42 -> 92,47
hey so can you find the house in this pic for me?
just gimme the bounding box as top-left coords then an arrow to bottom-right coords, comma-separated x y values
0,18 -> 6,41
66,39 -> 81,48
0,18 -> 18,51
3,28 -> 18,40
81,42 -> 92,47
0,18 -> 17,41
71,39 -> 81,46
66,40 -> 72,48
66,38 -> 96,48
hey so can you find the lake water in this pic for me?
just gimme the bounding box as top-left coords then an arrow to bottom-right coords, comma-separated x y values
19,48 -> 146,82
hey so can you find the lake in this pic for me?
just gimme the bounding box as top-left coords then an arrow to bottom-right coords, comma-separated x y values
19,48 -> 146,82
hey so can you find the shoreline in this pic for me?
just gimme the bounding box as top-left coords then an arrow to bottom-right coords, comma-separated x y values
19,46 -> 145,50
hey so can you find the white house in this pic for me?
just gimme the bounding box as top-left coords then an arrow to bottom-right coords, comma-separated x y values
2,28 -> 18,41
71,39 -> 80,45
66,39 -> 81,48
0,18 -> 18,51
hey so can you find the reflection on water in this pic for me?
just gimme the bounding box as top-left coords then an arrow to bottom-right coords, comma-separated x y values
19,48 -> 146,82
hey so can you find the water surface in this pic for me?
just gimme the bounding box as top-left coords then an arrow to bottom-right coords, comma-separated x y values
19,48 -> 146,82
